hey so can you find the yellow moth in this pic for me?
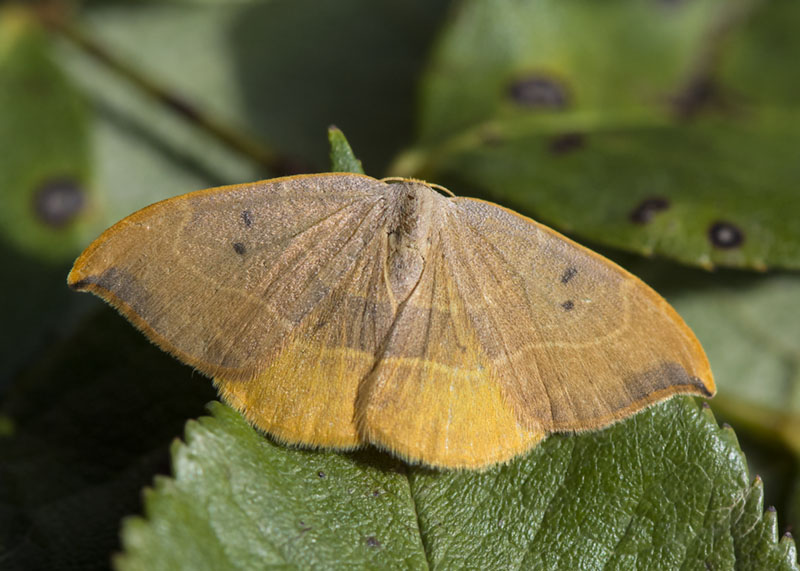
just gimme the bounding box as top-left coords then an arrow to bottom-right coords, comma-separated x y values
68,174 -> 714,469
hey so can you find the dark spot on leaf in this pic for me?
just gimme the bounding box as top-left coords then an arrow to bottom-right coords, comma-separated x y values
722,422 -> 732,430
560,267 -> 578,284
33,178 -> 86,228
702,401 -> 710,409
629,197 -> 670,225
561,300 -> 574,311
365,536 -> 381,548
317,471 -> 326,478
507,75 -> 568,109
232,242 -> 246,255
241,209 -> 253,228
160,93 -> 201,121
709,221 -> 744,249
371,489 -> 382,497
548,132 -> 585,154
672,75 -> 719,118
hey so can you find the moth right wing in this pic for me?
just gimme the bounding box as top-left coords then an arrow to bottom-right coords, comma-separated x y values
443,196 -> 714,433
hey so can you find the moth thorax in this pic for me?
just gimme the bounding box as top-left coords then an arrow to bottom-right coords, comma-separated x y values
385,182 -> 438,305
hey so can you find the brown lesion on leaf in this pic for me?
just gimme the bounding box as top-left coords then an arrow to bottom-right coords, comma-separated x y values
708,221 -> 744,249
629,197 -> 670,225
232,242 -> 246,255
33,177 -> 86,228
671,75 -> 723,118
548,132 -> 585,155
561,300 -> 575,311
507,73 -> 570,109
241,209 -> 253,228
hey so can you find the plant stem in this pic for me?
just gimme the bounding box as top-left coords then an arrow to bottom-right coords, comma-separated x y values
43,12 -> 290,174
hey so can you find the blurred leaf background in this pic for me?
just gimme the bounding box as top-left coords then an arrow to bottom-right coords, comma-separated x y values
1,0 -> 799,569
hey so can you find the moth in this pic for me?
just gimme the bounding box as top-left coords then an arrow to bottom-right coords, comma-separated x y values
69,174 -> 714,469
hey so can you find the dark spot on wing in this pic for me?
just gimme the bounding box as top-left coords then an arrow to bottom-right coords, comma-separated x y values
241,209 -> 253,228
629,197 -> 670,224
365,536 -> 381,548
507,75 -> 568,109
709,221 -> 744,249
33,178 -> 85,227
561,267 -> 578,284
232,242 -> 246,255
549,132 -> 585,154
561,300 -> 575,311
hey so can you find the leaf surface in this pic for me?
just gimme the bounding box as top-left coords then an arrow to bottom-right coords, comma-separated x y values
117,399 -> 798,570
405,0 -> 800,269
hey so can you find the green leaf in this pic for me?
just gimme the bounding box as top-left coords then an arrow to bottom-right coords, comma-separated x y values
0,7 -> 96,388
118,399 -> 798,569
56,0 -> 449,222
328,126 -> 365,174
0,6 -> 92,260
665,270 -> 800,455
403,0 -> 800,270
718,0 -> 800,108
422,118 -> 800,270
417,0 -> 721,142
